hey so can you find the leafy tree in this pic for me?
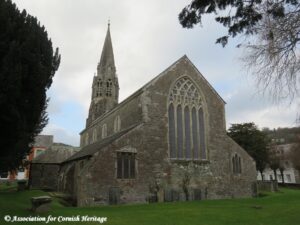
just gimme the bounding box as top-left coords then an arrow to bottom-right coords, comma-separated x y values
227,123 -> 269,180
179,0 -> 300,102
263,127 -> 300,144
0,0 -> 60,173
179,0 -> 299,46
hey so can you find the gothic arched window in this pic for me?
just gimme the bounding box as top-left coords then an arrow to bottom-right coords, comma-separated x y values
102,124 -> 107,138
96,79 -> 103,97
232,154 -> 242,174
92,128 -> 97,143
168,77 -> 206,160
114,115 -> 121,132
106,79 -> 113,97
85,133 -> 89,146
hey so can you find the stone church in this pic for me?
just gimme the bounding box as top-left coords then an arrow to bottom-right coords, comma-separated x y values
58,24 -> 257,206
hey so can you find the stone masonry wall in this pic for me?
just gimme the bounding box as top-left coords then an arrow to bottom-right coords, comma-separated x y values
30,164 -> 60,190
73,57 -> 257,206
80,92 -> 143,147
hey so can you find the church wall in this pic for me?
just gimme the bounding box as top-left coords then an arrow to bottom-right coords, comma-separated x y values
58,162 -> 77,203
76,126 -> 150,206
225,137 -> 257,198
80,93 -> 143,147
73,57 -> 256,206
136,57 -> 257,200
29,164 -> 60,191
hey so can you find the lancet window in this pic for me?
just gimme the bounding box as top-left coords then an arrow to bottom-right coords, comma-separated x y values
232,154 -> 242,174
114,115 -> 121,132
102,124 -> 107,138
106,79 -> 113,97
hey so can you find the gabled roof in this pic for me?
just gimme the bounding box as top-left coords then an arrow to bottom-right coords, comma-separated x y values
86,55 -> 225,130
140,55 -> 225,104
32,143 -> 80,164
65,124 -> 139,163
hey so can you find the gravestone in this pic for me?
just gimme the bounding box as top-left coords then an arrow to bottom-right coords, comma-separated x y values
164,189 -> 172,202
194,189 -> 202,200
31,196 -> 52,213
17,180 -> 27,191
109,187 -> 120,205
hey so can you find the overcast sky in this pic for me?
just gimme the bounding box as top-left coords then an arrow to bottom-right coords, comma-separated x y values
13,0 -> 299,146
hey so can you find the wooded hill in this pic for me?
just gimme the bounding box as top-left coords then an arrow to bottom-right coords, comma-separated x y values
262,127 -> 300,144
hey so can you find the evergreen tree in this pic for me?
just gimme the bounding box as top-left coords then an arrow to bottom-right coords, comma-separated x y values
227,123 -> 269,180
0,0 -> 60,172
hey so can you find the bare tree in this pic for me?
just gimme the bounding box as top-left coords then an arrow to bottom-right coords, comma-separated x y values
279,158 -> 286,184
290,141 -> 300,172
268,144 -> 281,181
242,3 -> 300,102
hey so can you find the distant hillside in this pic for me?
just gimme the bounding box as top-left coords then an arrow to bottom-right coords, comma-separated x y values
262,127 -> 300,144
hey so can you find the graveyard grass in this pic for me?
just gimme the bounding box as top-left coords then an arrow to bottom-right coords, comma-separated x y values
0,184 -> 299,225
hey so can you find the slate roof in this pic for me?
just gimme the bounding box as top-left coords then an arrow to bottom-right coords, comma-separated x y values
98,23 -> 115,74
63,124 -> 139,164
32,143 -> 80,164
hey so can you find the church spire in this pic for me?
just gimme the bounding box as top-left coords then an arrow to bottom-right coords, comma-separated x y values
86,22 -> 119,127
97,22 -> 116,76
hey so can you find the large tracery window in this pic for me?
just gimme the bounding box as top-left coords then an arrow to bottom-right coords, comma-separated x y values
168,77 -> 207,160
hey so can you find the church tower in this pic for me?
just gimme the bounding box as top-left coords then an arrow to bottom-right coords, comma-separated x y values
86,23 -> 119,127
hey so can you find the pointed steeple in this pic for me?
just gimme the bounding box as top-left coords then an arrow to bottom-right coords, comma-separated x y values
97,22 -> 116,76
86,22 -> 119,127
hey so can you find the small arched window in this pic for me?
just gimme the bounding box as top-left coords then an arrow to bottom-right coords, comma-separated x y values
85,133 -> 89,146
102,124 -> 107,138
92,128 -> 97,143
232,154 -> 242,174
106,79 -> 113,96
168,77 -> 206,160
114,116 -> 121,132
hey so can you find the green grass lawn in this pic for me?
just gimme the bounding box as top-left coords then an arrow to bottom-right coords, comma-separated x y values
0,183 -> 299,225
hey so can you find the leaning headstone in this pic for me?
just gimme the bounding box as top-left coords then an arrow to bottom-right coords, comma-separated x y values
31,196 -> 52,213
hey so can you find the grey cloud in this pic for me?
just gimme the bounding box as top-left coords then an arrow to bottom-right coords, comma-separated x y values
12,0 -> 298,144
42,124 -> 79,146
